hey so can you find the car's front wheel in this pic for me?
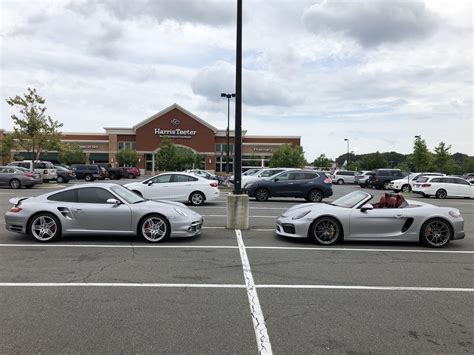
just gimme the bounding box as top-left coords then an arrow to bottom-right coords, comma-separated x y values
306,189 -> 323,202
420,218 -> 451,248
189,191 -> 205,206
255,188 -> 270,202
401,184 -> 411,193
84,174 -> 93,182
9,179 -> 21,189
337,179 -> 344,185
56,176 -> 64,184
138,214 -> 170,243
128,173 -> 134,179
435,189 -> 447,199
310,217 -> 342,245
29,213 -> 61,242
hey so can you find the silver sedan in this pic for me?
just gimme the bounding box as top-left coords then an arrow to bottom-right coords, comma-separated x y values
276,191 -> 465,248
5,183 -> 203,243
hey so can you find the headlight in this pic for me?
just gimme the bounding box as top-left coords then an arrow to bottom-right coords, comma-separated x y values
448,210 -> 461,218
174,208 -> 188,217
292,210 -> 311,220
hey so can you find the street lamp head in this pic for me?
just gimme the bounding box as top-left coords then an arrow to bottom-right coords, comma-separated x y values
231,93 -> 236,97
414,135 -> 421,139
344,138 -> 348,141
221,93 -> 227,97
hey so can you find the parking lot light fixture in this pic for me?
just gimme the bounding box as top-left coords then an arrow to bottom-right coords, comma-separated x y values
221,93 -> 235,175
344,138 -> 349,169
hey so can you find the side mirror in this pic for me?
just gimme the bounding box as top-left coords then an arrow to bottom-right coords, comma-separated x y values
147,180 -> 153,186
360,204 -> 373,212
106,198 -> 121,206
274,178 -> 279,182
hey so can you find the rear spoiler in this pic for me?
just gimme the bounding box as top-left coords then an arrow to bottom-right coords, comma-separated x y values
9,197 -> 30,206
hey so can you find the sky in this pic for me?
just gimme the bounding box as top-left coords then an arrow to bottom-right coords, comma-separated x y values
1,0 -> 472,161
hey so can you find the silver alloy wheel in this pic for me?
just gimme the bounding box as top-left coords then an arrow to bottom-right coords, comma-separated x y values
436,189 -> 447,199
141,216 -> 167,242
337,179 -> 343,185
190,192 -> 204,206
308,189 -> 322,202
255,188 -> 269,202
85,174 -> 92,181
56,176 -> 64,183
31,215 -> 58,242
10,179 -> 21,189
401,184 -> 411,193
423,220 -> 451,247
313,218 -> 340,245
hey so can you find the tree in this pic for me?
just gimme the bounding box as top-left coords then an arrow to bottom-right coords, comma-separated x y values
0,134 -> 15,164
58,143 -> 86,165
412,136 -> 432,172
6,88 -> 63,161
313,154 -> 333,168
155,138 -> 202,171
116,148 -> 139,167
269,144 -> 306,168
433,142 -> 455,174
358,151 -> 388,170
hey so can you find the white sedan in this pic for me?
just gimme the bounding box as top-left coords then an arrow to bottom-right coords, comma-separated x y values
125,172 -> 220,206
412,176 -> 473,199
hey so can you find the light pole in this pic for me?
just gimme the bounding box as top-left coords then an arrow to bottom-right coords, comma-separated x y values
221,93 -> 235,175
234,0 -> 242,195
344,138 -> 349,169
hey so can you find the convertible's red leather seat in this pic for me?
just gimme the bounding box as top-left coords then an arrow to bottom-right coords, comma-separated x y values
396,194 -> 407,208
386,197 -> 397,208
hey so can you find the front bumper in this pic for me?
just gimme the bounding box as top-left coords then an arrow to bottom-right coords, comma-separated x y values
452,219 -> 465,240
171,217 -> 204,237
275,216 -> 310,238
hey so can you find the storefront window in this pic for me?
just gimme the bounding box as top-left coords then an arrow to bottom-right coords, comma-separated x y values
215,155 -> 233,173
215,144 -> 234,153
118,142 -> 136,151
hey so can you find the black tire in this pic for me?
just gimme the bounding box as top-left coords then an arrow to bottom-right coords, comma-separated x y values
383,181 -> 391,190
84,174 -> 93,182
359,184 -> 365,188
132,190 -> 143,197
420,218 -> 452,248
110,172 -> 117,180
337,179 -> 344,185
43,179 -> 50,183
401,184 -> 411,193
254,188 -> 270,202
56,176 -> 64,184
28,213 -> 61,242
435,189 -> 447,199
310,217 -> 342,245
128,173 -> 134,179
9,179 -> 21,189
189,191 -> 205,206
138,214 -> 170,243
307,189 -> 323,202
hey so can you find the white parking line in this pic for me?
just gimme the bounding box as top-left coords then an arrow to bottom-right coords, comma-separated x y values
257,285 -> 474,292
0,282 -> 245,288
235,229 -> 273,354
203,215 -> 277,218
245,246 -> 474,254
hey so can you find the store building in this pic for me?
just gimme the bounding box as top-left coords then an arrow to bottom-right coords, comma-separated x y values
4,103 -> 300,174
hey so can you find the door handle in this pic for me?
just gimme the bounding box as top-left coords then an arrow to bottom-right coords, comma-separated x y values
395,214 -> 403,219
73,208 -> 83,213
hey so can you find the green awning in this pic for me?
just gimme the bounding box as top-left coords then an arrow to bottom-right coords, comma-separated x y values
89,153 -> 109,163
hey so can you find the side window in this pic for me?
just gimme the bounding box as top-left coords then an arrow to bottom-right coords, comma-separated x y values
455,179 -> 469,185
0,168 -> 6,173
19,162 -> 30,169
48,190 -> 77,202
379,171 -> 389,177
303,173 -> 318,180
173,174 -> 196,183
275,172 -> 290,181
77,188 -> 114,203
34,162 -> 46,169
431,178 -> 442,183
152,174 -> 172,183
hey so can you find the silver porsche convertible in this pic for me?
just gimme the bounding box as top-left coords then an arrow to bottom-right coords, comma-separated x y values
276,191 -> 465,248
5,183 -> 203,243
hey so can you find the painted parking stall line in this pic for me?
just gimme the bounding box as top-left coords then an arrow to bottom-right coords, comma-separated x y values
0,282 -> 246,288
235,229 -> 273,354
256,285 -> 474,292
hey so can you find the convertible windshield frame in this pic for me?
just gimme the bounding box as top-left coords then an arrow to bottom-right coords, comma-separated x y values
331,191 -> 372,209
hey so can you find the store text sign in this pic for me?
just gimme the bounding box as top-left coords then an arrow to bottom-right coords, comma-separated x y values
154,128 -> 197,139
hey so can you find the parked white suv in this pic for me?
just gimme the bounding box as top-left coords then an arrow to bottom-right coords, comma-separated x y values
390,172 -> 445,193
9,160 -> 57,182
412,176 -> 473,199
332,170 -> 356,185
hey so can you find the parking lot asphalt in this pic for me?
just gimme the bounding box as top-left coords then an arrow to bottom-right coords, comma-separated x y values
0,180 -> 472,353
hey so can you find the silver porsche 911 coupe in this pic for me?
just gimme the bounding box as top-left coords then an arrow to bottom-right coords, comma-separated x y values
5,183 -> 203,243
276,191 -> 465,248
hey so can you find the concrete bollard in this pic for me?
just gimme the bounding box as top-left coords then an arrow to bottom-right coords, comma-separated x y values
226,193 -> 249,229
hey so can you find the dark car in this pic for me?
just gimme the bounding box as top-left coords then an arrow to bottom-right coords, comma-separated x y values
97,163 -> 124,180
368,169 -> 405,190
54,165 -> 76,183
243,169 -> 333,202
71,164 -> 108,181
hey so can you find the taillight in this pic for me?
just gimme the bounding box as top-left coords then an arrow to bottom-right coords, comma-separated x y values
9,207 -> 22,213
210,182 -> 218,187
24,173 -> 35,177
324,178 -> 332,183
421,183 -> 431,187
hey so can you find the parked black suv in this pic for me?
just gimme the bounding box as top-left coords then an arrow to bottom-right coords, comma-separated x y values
97,163 -> 124,180
71,164 -> 108,181
368,169 -> 405,189
242,169 -> 333,202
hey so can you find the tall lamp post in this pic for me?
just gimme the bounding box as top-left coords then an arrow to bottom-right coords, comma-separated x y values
344,138 -> 349,169
221,93 -> 235,175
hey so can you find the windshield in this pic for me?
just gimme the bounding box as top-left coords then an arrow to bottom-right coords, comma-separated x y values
111,185 -> 145,204
259,170 -> 281,178
244,169 -> 261,176
331,191 -> 371,208
408,173 -> 419,180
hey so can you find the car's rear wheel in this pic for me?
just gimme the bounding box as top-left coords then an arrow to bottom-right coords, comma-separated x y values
337,179 -> 344,185
255,188 -> 269,202
435,189 -> 447,199
306,189 -> 323,202
128,173 -> 134,179
310,217 -> 342,245
110,172 -> 117,180
138,214 -> 170,243
84,174 -> 93,182
401,184 -> 411,193
9,179 -> 21,189
29,213 -> 61,242
189,191 -> 205,206
420,218 -> 451,248
56,176 -> 64,184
